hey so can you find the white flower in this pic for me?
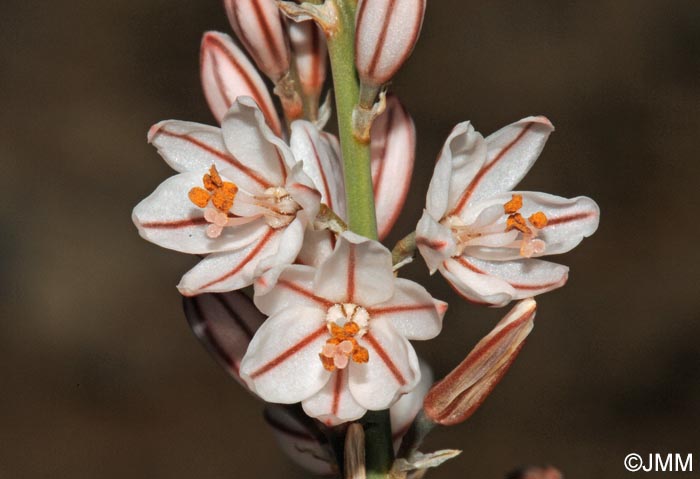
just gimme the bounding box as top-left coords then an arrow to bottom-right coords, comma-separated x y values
416,117 -> 600,307
240,232 -> 447,425
132,97 -> 325,295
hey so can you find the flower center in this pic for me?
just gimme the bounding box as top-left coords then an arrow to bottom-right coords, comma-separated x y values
444,194 -> 549,258
187,166 -> 301,237
255,186 -> 300,229
319,304 -> 370,372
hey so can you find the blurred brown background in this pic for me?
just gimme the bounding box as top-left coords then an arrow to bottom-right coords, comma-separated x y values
2,0 -> 699,477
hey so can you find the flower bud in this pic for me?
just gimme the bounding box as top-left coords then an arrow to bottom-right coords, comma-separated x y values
370,94 -> 415,240
423,299 -> 536,426
288,20 -> 327,99
200,31 -> 282,135
355,0 -> 426,87
224,0 -> 291,81
264,405 -> 336,476
182,291 -> 266,388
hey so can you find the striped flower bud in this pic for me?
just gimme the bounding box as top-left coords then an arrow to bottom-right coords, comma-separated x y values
224,0 -> 291,81
370,94 -> 415,240
423,299 -> 536,426
288,20 -> 327,100
355,0 -> 426,88
200,31 -> 282,135
182,291 -> 266,388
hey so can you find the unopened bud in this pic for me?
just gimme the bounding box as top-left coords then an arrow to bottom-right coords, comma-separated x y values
288,20 -> 327,99
423,299 -> 536,426
224,0 -> 290,81
355,0 -> 426,88
182,291 -> 266,388
200,31 -> 282,135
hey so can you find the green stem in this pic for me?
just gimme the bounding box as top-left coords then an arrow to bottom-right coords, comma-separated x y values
326,1 -> 389,477
326,0 -> 378,240
359,410 -> 394,479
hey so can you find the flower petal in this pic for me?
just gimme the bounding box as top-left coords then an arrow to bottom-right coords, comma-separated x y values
285,162 -> 322,224
371,94 -> 415,240
239,306 -> 331,403
177,226 -> 283,295
460,192 -> 600,260
148,120 -> 275,193
200,31 -> 282,135
355,0 -> 426,86
302,368 -> 367,426
132,171 -> 268,254
264,405 -> 335,476
223,0 -> 290,81
222,97 -> 293,187
415,210 -> 458,273
183,291 -> 265,387
390,359 -> 433,440
255,264 -> 332,317
367,278 -> 446,341
349,317 -> 420,410
290,121 -> 345,218
426,122 -> 487,219
297,229 -> 336,269
449,116 -> 554,215
441,256 -> 568,307
288,20 -> 327,98
314,231 -> 394,306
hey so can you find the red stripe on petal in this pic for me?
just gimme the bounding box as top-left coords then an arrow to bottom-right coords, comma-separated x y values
346,244 -> 356,303
365,0 -> 398,79
416,236 -> 448,251
544,211 -> 597,227
304,127 -> 334,210
332,368 -> 343,416
250,1 -> 286,71
367,304 -> 435,316
277,279 -> 332,308
363,333 -> 407,386
250,324 -> 328,379
450,122 -> 536,216
455,256 -> 566,292
140,217 -> 207,229
198,227 -> 277,290
155,128 -> 272,189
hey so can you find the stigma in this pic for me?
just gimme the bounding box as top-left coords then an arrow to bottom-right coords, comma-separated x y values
319,304 -> 370,372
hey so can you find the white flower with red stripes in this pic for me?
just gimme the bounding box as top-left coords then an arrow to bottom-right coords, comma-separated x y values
240,232 -> 447,425
132,97 -> 327,296
416,116 -> 600,307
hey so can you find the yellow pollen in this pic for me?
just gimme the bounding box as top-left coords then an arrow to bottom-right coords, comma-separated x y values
188,165 -> 238,212
529,211 -> 548,228
504,194 -> 523,214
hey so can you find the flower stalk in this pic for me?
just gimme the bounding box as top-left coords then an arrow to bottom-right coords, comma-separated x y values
326,0 -> 378,240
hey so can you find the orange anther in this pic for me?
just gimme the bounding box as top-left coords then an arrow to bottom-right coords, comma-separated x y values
504,194 -> 523,214
528,211 -> 548,229
506,213 -> 531,235
190,165 -> 238,212
351,345 -> 369,363
319,354 -> 336,372
344,322 -> 360,336
188,187 -> 210,208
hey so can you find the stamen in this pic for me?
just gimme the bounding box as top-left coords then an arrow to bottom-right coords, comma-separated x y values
528,211 -> 548,228
503,194 -> 523,214
188,165 -> 238,213
320,304 -> 371,371
506,213 -> 531,235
